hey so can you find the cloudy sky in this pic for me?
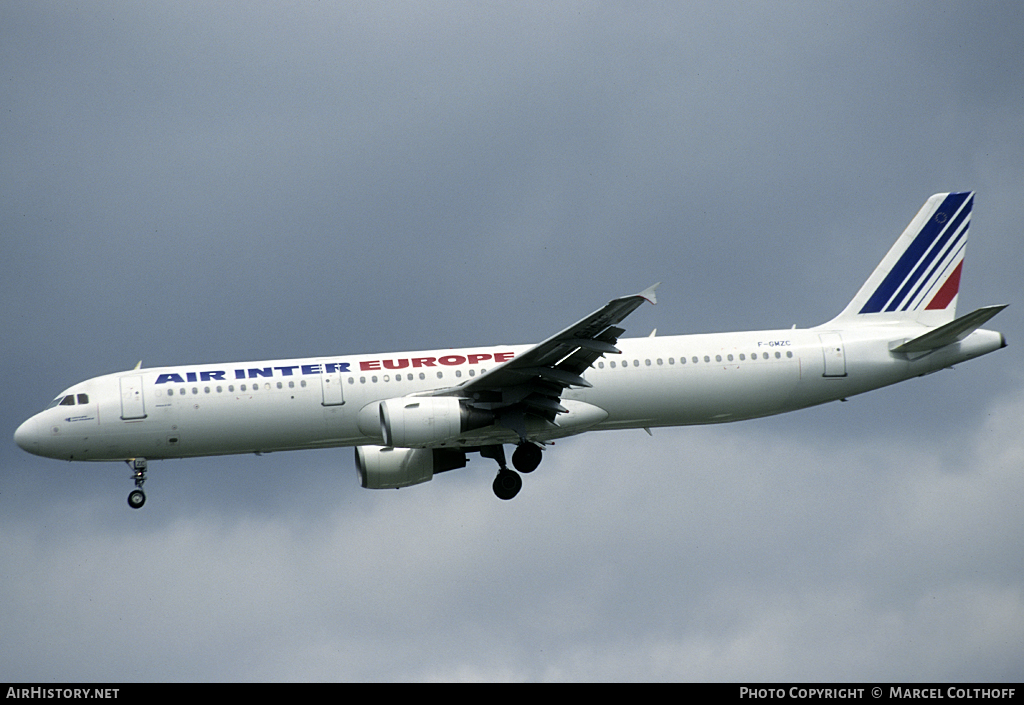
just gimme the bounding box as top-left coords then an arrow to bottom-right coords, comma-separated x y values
2,1 -> 1022,682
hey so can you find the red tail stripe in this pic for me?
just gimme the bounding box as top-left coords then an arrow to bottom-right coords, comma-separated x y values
925,261 -> 963,310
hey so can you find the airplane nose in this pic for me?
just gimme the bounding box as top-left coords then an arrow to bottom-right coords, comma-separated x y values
14,417 -> 41,455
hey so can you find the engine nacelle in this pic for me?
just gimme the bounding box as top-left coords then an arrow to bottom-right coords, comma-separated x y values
355,445 -> 467,489
378,396 -> 492,447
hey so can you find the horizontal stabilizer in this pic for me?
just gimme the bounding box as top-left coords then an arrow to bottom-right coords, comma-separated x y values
891,305 -> 1007,353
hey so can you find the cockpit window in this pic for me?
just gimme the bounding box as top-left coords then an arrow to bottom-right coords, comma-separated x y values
46,395 -> 78,409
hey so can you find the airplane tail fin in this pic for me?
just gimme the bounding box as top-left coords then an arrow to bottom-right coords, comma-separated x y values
827,192 -> 974,328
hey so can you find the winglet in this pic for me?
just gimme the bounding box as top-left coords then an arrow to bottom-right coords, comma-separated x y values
638,282 -> 659,305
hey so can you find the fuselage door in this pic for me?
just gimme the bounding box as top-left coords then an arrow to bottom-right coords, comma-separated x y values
320,361 -> 345,406
119,375 -> 147,420
818,332 -> 847,377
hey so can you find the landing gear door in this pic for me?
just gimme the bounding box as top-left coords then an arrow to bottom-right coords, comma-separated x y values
120,375 -> 147,420
818,332 -> 847,378
320,361 -> 345,406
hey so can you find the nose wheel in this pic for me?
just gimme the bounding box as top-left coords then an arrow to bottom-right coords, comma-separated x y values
128,488 -> 146,509
126,458 -> 147,509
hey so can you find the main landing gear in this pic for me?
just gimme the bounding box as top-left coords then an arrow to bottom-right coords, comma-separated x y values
484,443 -> 543,500
126,458 -> 147,509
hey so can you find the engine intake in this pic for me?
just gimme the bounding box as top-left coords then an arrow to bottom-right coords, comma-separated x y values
355,446 -> 467,489
379,397 -> 492,447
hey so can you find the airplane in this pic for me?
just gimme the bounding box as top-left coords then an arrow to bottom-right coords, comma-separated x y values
14,192 -> 1007,508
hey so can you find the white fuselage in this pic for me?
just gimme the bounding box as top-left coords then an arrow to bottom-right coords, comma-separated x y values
13,324 -> 1005,463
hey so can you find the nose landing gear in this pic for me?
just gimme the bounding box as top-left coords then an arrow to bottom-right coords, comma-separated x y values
126,458 -> 147,509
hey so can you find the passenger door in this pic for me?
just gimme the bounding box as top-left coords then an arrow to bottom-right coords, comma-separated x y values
818,333 -> 847,378
119,375 -> 147,420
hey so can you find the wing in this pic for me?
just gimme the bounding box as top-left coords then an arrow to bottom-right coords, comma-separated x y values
430,283 -> 659,439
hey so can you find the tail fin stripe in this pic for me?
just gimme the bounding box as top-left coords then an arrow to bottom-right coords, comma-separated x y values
879,192 -> 971,313
858,192 -> 972,314
901,233 -> 967,312
924,260 -> 963,310
889,199 -> 970,312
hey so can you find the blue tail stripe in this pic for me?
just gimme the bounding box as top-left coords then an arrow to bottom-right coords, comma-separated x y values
898,210 -> 970,311
859,192 -> 972,314
888,196 -> 971,312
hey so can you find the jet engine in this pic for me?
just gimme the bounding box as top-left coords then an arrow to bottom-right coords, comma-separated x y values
355,445 -> 467,489
378,397 -> 492,447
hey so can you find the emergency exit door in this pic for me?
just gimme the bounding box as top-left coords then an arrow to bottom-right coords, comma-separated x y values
319,361 -> 345,406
